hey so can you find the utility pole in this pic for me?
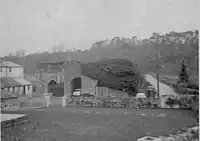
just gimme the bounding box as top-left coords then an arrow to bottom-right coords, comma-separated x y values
156,47 -> 160,98
0,75 -> 1,96
152,32 -> 161,98
0,60 -> 2,96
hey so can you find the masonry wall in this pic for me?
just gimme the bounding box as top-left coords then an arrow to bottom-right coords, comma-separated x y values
36,72 -> 62,83
64,61 -> 82,96
96,86 -> 129,98
81,75 -> 97,95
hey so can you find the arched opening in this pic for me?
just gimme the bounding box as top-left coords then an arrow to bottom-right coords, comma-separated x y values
48,80 -> 57,93
47,80 -> 64,97
48,80 -> 57,85
71,77 -> 81,95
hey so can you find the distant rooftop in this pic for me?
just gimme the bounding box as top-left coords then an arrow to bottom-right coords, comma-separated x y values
0,60 -> 22,67
40,60 -> 66,64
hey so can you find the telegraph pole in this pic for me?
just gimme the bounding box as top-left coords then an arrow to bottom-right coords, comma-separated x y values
156,47 -> 160,98
152,33 -> 161,98
0,60 -> 2,96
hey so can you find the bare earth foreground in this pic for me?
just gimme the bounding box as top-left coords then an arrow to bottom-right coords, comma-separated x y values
1,107 -> 196,141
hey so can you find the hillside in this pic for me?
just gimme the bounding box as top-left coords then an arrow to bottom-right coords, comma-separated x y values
1,30 -> 198,76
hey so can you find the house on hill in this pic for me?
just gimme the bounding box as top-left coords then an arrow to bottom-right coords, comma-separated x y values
0,60 -> 32,96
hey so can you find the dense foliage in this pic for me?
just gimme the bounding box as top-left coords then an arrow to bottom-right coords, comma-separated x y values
81,58 -> 144,95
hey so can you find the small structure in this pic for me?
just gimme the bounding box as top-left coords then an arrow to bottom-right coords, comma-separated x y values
43,93 -> 52,108
136,93 -> 146,99
1,114 -> 28,128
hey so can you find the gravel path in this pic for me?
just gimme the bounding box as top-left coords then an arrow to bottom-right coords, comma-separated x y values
144,74 -> 178,96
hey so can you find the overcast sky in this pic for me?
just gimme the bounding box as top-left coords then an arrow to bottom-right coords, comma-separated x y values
0,0 -> 198,56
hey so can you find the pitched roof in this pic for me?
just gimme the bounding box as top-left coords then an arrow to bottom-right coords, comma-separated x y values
1,77 -> 21,88
40,60 -> 65,64
13,78 -> 31,85
1,77 -> 31,88
1,61 -> 22,67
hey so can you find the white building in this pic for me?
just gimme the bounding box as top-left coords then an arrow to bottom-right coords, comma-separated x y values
0,60 -> 24,78
0,60 -> 32,96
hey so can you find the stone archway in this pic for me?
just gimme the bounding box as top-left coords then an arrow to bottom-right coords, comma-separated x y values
63,60 -> 82,97
47,80 -> 64,97
48,80 -> 57,86
47,80 -> 57,93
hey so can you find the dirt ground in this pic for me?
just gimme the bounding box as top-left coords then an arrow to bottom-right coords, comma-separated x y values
1,106 -> 196,141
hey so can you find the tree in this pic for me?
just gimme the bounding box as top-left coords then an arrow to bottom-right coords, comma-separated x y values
15,49 -> 26,57
176,60 -> 189,88
52,44 -> 65,53
179,60 -> 189,82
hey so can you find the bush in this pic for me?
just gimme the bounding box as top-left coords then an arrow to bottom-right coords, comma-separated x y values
176,87 -> 199,95
165,97 -> 179,108
73,97 -> 160,109
187,83 -> 199,90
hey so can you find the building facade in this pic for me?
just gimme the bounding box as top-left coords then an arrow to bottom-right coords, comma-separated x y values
0,60 -> 24,78
0,60 -> 32,96
36,60 -> 65,84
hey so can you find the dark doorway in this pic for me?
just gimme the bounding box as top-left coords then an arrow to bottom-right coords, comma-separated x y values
48,80 -> 64,97
71,77 -> 81,93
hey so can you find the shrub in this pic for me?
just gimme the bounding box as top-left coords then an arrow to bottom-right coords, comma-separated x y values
179,60 -> 189,83
165,97 -> 178,108
187,83 -> 199,90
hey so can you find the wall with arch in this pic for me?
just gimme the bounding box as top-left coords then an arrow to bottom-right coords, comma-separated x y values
63,61 -> 82,96
63,60 -> 98,96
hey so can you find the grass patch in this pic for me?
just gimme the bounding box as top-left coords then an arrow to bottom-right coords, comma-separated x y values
1,107 -> 196,141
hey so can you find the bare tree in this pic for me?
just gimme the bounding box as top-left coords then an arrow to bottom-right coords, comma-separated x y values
15,49 -> 26,57
52,44 -> 65,53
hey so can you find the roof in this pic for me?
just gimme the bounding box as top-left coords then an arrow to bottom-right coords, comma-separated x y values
13,78 -> 31,85
1,61 -> 22,67
1,77 -> 21,88
1,77 -> 31,88
40,60 -> 65,64
62,60 -> 81,68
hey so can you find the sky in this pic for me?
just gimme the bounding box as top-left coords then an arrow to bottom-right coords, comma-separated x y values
0,0 -> 198,56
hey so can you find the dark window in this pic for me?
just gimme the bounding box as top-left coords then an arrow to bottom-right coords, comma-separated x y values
28,85 -> 30,90
9,67 -> 11,72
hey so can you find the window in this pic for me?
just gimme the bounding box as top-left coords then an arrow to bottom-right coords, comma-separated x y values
28,85 -> 30,90
9,67 -> 11,72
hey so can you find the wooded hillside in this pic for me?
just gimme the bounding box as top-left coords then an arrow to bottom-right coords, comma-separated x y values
1,30 -> 198,76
